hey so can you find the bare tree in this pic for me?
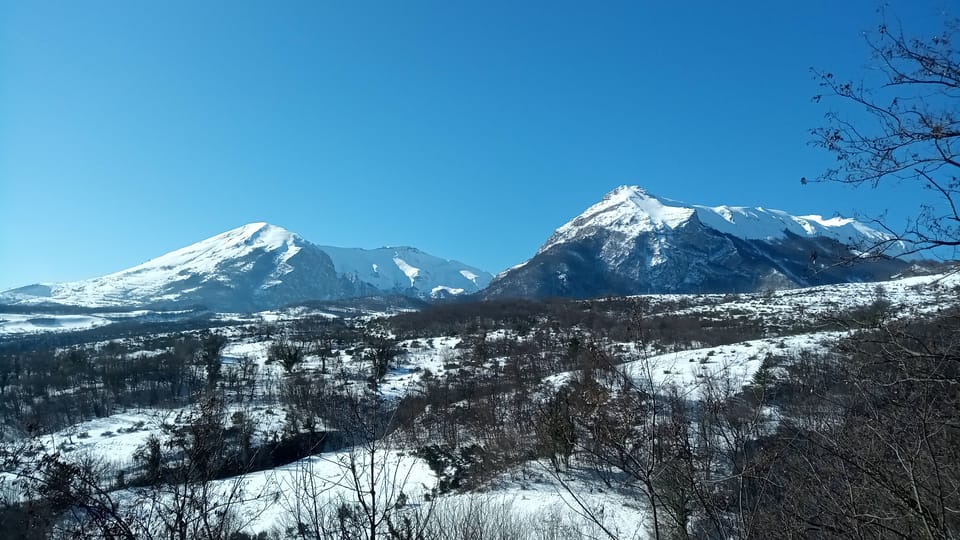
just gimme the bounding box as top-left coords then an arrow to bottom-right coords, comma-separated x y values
269,335 -> 306,374
279,342 -> 429,540
2,443 -> 138,540
128,395 -> 271,540
740,314 -> 960,539
809,11 -> 960,256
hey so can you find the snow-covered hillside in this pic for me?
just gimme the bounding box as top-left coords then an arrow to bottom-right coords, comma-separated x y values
2,223 -> 305,308
0,223 -> 492,311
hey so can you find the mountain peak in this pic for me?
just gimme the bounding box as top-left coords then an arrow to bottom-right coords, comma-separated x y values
539,186 -> 694,254
606,184 -> 653,199
241,221 -> 270,230
542,186 -> 908,255
603,185 -> 669,208
1,222 -> 493,310
486,186 -> 915,299
132,222 -> 300,274
221,222 -> 297,245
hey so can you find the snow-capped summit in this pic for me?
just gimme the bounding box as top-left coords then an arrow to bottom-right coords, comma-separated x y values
113,222 -> 304,287
1,223 -> 492,311
0,222 -> 343,311
484,185 -> 915,299
541,185 -> 903,257
538,186 -> 695,256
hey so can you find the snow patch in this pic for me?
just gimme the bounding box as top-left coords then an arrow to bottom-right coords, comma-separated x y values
431,285 -> 466,297
0,313 -> 112,335
393,257 -> 420,286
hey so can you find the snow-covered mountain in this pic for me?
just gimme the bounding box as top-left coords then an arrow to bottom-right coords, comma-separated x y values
484,186 -> 917,298
0,223 -> 492,311
317,245 -> 490,299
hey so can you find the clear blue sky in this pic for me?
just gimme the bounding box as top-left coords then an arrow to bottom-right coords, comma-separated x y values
0,0 -> 953,289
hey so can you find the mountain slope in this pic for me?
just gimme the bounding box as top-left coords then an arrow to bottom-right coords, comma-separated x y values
318,246 -> 491,298
1,223 -> 492,311
484,186 -> 916,298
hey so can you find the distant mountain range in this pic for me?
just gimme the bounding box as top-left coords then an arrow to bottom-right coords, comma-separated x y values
0,223 -> 492,311
1,187 -> 932,310
482,186 -> 919,298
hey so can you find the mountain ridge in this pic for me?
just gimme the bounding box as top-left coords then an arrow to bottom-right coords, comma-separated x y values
2,187 -> 934,308
485,185 -> 917,298
538,185 -> 907,259
1,223 -> 492,311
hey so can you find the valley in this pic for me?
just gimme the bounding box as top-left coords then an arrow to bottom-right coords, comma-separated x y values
2,270 -> 957,538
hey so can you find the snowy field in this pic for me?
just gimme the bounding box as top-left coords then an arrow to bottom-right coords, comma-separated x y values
2,271 -> 958,538
0,313 -> 114,335
640,270 -> 960,324
624,331 -> 845,392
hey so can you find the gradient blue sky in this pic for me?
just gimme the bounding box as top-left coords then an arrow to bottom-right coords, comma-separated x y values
0,0 -> 954,289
